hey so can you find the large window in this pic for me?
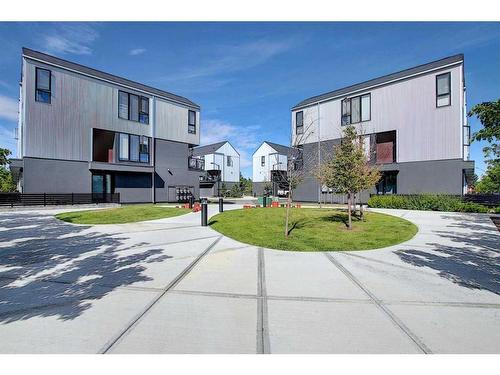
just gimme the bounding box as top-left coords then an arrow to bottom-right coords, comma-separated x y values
35,67 -> 51,103
118,91 -> 149,124
119,133 -> 150,163
436,72 -> 451,107
188,110 -> 196,134
341,94 -> 370,125
296,111 -> 304,134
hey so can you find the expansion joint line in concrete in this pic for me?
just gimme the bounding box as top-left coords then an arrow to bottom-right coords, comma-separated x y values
257,248 -> 270,354
98,235 -> 223,354
323,252 -> 432,354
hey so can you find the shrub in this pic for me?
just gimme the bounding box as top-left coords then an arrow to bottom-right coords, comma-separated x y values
367,194 -> 489,213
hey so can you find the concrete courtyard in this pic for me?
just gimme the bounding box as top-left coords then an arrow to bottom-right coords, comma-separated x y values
0,204 -> 499,354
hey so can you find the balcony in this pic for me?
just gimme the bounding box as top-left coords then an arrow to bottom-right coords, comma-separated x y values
188,156 -> 205,171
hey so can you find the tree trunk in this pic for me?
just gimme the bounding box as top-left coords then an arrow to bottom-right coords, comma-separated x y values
285,190 -> 292,237
347,192 -> 352,230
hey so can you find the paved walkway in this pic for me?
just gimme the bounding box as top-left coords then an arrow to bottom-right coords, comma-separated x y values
0,205 -> 498,353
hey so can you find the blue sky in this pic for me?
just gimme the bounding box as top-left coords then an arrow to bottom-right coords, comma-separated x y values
0,22 -> 499,177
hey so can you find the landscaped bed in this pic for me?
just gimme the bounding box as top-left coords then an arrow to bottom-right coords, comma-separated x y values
55,204 -> 191,224
209,208 -> 418,251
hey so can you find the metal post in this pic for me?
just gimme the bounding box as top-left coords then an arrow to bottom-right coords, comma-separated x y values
43,193 -> 46,206
262,196 -> 267,208
201,200 -> 208,226
189,195 -> 194,209
218,197 -> 223,212
71,192 -> 74,205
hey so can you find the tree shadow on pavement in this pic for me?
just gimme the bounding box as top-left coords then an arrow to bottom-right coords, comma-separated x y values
397,213 -> 500,295
0,211 -> 170,324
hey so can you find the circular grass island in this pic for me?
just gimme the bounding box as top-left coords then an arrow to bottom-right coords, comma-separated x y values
56,204 -> 191,225
209,208 -> 417,251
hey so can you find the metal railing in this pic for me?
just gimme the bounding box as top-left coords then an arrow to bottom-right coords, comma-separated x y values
188,156 -> 205,171
0,193 -> 120,207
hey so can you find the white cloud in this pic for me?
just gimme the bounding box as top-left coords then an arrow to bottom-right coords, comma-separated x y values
200,119 -> 261,170
160,37 -> 298,85
41,23 -> 99,55
129,48 -> 146,56
0,94 -> 18,122
0,123 -> 17,154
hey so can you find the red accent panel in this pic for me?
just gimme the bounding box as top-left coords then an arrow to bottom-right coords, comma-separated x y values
376,142 -> 394,164
108,149 -> 113,163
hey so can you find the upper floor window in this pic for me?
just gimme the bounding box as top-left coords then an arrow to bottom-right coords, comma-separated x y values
436,73 -> 451,107
188,110 -> 196,134
118,91 -> 149,124
261,156 -> 265,167
118,132 -> 150,163
35,67 -> 51,104
296,111 -> 304,134
342,94 -> 370,125
227,155 -> 233,167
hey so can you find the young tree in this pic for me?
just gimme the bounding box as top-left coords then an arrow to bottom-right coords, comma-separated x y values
0,148 -> 17,192
239,173 -> 252,196
468,99 -> 500,193
282,119 -> 316,237
317,125 -> 370,230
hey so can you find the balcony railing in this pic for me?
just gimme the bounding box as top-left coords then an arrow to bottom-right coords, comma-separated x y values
188,156 -> 205,171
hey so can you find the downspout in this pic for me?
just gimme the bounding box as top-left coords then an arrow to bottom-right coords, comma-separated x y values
151,96 -> 156,204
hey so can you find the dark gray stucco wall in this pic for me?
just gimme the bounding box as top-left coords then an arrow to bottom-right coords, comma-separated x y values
154,139 -> 202,202
22,157 -> 91,193
285,138 -> 470,202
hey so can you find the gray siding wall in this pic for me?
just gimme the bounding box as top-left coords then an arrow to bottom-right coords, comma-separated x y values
154,139 -> 202,202
292,64 -> 464,163
22,58 -> 200,161
22,157 -> 91,194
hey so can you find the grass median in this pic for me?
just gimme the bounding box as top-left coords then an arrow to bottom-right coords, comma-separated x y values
209,207 -> 417,251
56,204 -> 191,225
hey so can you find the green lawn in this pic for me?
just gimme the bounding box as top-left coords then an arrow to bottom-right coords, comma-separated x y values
209,208 -> 418,251
56,204 -> 191,225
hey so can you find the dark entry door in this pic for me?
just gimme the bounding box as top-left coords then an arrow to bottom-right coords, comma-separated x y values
92,173 -> 113,201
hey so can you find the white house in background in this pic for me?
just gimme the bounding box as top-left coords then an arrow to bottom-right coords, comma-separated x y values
192,141 -> 240,196
252,141 -> 290,196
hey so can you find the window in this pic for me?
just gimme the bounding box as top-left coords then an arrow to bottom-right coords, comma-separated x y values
118,91 -> 129,119
341,94 -> 370,125
436,73 -> 451,107
35,68 -> 51,103
139,97 -> 149,124
118,91 -> 149,124
227,155 -> 233,167
119,133 -> 150,163
261,156 -> 265,167
130,135 -> 139,162
139,136 -> 149,163
119,133 -> 129,160
296,111 -> 304,134
188,110 -> 196,134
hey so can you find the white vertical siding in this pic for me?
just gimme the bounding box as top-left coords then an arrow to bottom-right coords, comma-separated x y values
292,65 -> 464,163
252,143 -> 288,182
23,59 -> 199,161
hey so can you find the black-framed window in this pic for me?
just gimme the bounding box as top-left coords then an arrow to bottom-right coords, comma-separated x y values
436,72 -> 451,107
188,110 -> 196,134
296,111 -> 304,134
376,171 -> 398,195
261,156 -> 265,166
341,93 -> 370,125
227,155 -> 233,167
118,90 -> 149,124
35,67 -> 51,103
118,132 -> 150,163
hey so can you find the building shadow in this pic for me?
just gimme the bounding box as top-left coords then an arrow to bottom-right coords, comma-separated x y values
396,213 -> 500,295
0,211 -> 171,324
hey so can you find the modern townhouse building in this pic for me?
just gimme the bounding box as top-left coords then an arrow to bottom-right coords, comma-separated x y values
191,141 -> 240,197
14,48 -> 207,203
252,141 -> 291,196
290,54 -> 475,203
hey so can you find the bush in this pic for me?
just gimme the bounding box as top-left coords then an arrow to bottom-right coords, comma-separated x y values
367,194 -> 489,213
